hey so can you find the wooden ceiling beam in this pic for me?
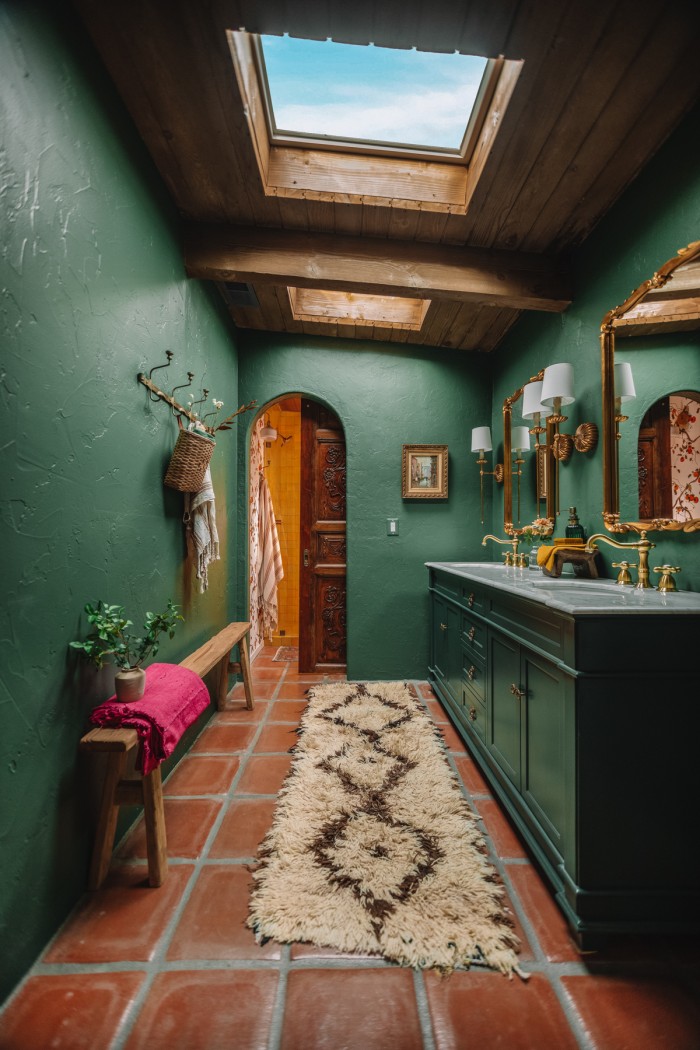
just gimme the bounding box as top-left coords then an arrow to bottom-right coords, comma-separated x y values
184,224 -> 571,312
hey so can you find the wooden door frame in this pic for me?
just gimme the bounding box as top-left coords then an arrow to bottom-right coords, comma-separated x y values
246,393 -> 348,668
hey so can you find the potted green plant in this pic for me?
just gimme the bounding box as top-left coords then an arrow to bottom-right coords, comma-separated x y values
70,600 -> 184,701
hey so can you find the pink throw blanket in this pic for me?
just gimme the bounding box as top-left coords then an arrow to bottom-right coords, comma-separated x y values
89,663 -> 210,774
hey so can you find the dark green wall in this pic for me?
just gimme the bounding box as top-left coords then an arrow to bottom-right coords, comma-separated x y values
237,335 -> 492,679
0,5 -> 239,1000
490,104 -> 700,589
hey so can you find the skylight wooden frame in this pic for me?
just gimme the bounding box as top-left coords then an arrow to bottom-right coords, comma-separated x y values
228,31 -> 523,215
288,287 -> 431,330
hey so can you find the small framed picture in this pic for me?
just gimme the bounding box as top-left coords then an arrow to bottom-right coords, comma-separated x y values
402,444 -> 448,499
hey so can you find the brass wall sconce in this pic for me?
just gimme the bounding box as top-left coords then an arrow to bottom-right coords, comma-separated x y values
260,414 -> 278,442
540,363 -> 599,461
471,426 -> 503,524
613,360 -> 636,440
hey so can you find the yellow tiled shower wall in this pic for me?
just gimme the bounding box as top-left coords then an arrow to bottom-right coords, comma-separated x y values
263,399 -> 301,644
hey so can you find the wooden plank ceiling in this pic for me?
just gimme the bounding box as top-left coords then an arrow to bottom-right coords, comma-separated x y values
73,0 -> 700,351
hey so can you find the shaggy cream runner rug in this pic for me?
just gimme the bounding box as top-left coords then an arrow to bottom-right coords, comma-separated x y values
248,681 -> 524,976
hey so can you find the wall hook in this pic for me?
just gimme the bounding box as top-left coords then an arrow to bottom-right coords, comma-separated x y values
190,387 -> 210,415
137,366 -> 256,435
147,351 -> 174,401
170,372 -> 195,415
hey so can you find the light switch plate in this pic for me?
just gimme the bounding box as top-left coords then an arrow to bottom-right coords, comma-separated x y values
387,518 -> 399,536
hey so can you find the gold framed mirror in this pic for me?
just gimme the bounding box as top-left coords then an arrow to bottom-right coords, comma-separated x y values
503,370 -> 556,533
600,239 -> 700,534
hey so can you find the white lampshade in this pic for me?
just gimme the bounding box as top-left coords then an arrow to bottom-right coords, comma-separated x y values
260,424 -> 278,441
541,362 -> 575,408
511,426 -> 531,452
471,426 -> 492,453
614,361 -> 636,403
521,380 -> 547,420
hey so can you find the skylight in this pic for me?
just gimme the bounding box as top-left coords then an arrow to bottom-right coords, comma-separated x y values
258,35 -> 490,156
288,288 -> 431,330
228,31 -> 522,212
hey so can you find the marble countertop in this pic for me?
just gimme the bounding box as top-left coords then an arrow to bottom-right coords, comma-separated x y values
426,561 -> 700,615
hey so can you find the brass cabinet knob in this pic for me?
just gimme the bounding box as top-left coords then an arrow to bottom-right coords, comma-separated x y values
467,665 -> 477,681
439,622 -> 448,631
468,706 -> 477,722
468,592 -> 475,607
510,683 -> 525,700
468,626 -> 476,642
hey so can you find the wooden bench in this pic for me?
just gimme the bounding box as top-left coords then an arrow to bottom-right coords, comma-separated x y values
79,621 -> 254,890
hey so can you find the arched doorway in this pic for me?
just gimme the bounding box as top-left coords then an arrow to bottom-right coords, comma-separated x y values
248,395 -> 346,674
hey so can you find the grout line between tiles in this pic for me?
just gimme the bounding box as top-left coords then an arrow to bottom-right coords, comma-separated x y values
413,969 -> 437,1050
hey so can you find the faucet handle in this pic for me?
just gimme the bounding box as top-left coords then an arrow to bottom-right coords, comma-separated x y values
611,560 -> 633,586
653,565 -> 681,592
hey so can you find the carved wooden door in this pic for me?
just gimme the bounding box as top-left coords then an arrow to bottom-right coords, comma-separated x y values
638,397 -> 671,519
299,399 -> 346,673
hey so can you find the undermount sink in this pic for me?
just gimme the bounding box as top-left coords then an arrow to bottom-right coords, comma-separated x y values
530,578 -> 618,594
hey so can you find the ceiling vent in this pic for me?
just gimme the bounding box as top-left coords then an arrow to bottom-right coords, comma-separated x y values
219,281 -> 260,308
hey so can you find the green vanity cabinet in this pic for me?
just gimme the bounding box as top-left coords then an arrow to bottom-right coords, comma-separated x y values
427,562 -> 700,948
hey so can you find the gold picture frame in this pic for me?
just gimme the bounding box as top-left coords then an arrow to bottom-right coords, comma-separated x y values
402,444 -> 448,499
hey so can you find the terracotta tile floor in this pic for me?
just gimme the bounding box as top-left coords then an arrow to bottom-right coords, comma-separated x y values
2,647 -> 699,1049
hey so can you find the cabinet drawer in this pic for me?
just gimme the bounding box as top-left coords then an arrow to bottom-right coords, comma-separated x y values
460,584 -> 485,614
462,648 -> 485,702
463,684 -> 485,740
461,612 -> 486,658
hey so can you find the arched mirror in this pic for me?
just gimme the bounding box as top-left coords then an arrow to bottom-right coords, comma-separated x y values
600,240 -> 700,533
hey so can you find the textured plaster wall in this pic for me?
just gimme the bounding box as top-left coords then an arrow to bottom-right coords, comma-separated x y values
237,336 -> 493,679
0,5 -> 239,1001
490,103 -> 700,589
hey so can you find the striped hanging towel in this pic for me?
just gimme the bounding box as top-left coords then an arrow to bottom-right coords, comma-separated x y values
258,475 -> 284,639
184,465 -> 220,593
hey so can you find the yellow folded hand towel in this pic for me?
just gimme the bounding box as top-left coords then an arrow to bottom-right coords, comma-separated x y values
537,541 -> 586,572
536,545 -> 554,568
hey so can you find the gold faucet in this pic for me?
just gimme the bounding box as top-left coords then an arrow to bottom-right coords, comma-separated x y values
585,530 -> 655,589
482,533 -> 526,568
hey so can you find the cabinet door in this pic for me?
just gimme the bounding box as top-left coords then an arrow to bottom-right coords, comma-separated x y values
432,595 -> 461,703
521,651 -> 568,855
488,631 -> 521,786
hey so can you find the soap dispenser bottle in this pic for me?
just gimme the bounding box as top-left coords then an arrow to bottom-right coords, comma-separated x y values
565,506 -> 585,540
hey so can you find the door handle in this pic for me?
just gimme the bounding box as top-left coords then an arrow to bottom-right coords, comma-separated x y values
510,683 -> 526,701
303,549 -> 310,567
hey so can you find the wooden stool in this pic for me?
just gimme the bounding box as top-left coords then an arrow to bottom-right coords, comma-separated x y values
79,621 -> 255,890
543,548 -> 599,578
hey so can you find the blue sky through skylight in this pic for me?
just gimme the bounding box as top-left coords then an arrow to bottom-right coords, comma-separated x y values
260,36 -> 488,151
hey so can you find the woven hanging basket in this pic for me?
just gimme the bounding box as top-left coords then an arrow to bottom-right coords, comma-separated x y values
164,420 -> 215,491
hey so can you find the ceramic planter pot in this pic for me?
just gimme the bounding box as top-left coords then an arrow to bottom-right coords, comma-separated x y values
114,667 -> 146,702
